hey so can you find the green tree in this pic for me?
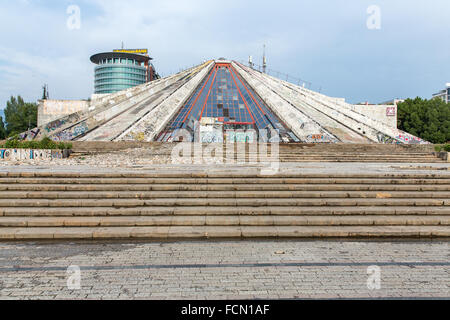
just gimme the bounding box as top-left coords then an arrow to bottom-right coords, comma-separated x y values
397,98 -> 450,144
0,116 -> 6,140
4,96 -> 37,137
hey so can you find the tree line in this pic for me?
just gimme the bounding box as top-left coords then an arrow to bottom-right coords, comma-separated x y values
0,96 -> 37,140
397,97 -> 449,144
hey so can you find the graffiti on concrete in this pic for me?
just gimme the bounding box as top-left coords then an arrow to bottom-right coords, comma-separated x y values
376,132 -> 396,144
18,128 -> 41,141
53,131 -> 74,142
53,122 -> 89,141
386,107 -> 396,116
45,119 -> 66,132
395,134 -> 426,145
0,149 -> 70,160
225,130 -> 255,143
306,134 -> 331,143
72,122 -> 89,136
376,131 -> 428,145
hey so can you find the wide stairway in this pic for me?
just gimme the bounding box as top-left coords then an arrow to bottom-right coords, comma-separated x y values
0,171 -> 449,240
69,142 -> 446,163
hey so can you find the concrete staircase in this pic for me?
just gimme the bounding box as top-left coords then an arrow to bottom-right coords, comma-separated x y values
68,142 -> 445,163
0,171 -> 449,240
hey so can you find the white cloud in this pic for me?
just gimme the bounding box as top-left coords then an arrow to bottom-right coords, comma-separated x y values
0,0 -> 449,108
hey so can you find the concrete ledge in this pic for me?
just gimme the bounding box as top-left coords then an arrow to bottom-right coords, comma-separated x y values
1,172 -> 449,179
1,226 -> 449,240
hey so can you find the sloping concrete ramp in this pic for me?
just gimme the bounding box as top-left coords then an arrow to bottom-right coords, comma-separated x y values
29,60 -> 426,144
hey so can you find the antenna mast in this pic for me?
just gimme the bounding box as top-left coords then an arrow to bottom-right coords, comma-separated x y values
262,44 -> 267,73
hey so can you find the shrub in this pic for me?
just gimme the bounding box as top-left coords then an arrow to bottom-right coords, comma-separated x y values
57,142 -> 72,150
435,145 -> 442,152
444,144 -> 450,152
39,137 -> 57,150
5,138 -> 20,149
1,137 -> 73,150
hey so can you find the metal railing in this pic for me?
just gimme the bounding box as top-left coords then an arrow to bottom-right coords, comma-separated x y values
237,60 -> 322,93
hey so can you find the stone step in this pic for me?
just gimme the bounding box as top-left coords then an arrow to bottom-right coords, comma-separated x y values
104,149 -> 436,155
0,171 -> 447,240
1,190 -> 449,200
0,215 -> 448,228
1,178 -> 449,185
1,225 -> 449,240
145,155 -> 440,160
2,172 -> 449,178
279,159 -> 442,161
2,206 -> 449,217
0,198 -> 447,208
70,141 -> 436,151
186,155 -> 440,159
1,184 -> 450,192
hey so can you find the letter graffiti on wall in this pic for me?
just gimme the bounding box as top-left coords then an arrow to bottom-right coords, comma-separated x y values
0,149 -> 70,160
395,134 -> 426,145
376,132 -> 427,145
72,122 -> 89,137
306,134 -> 330,143
53,131 -> 74,142
225,131 -> 255,143
18,128 -> 41,141
53,122 -> 89,141
376,132 -> 396,144
386,107 -> 396,116
45,119 -> 67,132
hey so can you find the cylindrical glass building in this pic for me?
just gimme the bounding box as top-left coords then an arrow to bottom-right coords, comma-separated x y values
90,51 -> 156,94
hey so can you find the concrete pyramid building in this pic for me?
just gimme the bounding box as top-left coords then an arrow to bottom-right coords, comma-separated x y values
32,59 -> 427,144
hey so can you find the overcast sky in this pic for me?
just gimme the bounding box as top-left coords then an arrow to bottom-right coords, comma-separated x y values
0,0 -> 449,111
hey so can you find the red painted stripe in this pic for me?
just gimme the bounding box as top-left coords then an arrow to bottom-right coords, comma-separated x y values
199,66 -> 218,121
182,65 -> 216,124
230,64 -> 266,116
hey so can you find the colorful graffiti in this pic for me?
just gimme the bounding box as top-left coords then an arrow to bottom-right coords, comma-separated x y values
395,134 -> 427,145
17,128 -> 41,141
306,134 -> 330,143
72,122 -> 89,137
225,131 -> 255,143
376,132 -> 428,145
0,149 -> 71,160
386,107 -> 396,116
53,131 -> 74,142
45,119 -> 67,133
52,121 -> 89,141
376,132 -> 396,144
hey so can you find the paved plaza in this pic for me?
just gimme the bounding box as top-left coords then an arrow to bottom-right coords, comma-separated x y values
0,240 -> 448,299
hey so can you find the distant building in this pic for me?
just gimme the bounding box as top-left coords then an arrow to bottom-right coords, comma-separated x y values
90,49 -> 158,95
432,83 -> 450,103
379,98 -> 405,105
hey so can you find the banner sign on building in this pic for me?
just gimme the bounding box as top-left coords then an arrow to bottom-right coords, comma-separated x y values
113,49 -> 148,55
